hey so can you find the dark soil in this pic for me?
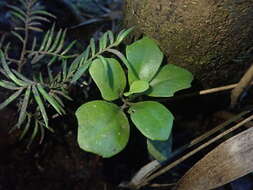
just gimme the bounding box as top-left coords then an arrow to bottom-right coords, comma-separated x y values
0,106 -> 148,190
1,89 -> 253,190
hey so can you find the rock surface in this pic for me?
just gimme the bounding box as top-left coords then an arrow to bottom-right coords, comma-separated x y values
124,0 -> 253,87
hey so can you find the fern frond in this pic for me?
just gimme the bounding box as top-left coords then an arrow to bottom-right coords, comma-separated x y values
67,47 -> 90,80
27,26 -> 77,64
12,69 -> 34,84
70,61 -> 91,83
115,27 -> 134,45
0,73 -> 68,143
10,0 -> 55,33
10,10 -> 26,24
0,50 -> 27,86
31,10 -> 56,20
37,83 -> 65,115
1,0 -> 75,147
52,90 -> 73,101
70,28 -> 134,83
0,61 -> 66,141
99,32 -> 108,51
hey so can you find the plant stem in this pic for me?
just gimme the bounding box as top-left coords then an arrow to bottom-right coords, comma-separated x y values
26,50 -> 79,59
231,63 -> 253,107
121,98 -> 130,110
18,0 -> 32,72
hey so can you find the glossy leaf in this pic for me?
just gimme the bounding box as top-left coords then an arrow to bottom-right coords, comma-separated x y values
124,80 -> 149,96
126,37 -> 163,84
76,101 -> 130,158
147,64 -> 193,97
89,57 -> 126,101
147,136 -> 173,161
129,101 -> 174,140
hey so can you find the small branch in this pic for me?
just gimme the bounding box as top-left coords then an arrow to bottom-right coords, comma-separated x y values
231,63 -> 253,107
6,57 -> 20,65
148,183 -> 176,188
120,98 -> 129,110
18,0 -> 32,72
157,81 -> 253,103
26,50 -> 79,59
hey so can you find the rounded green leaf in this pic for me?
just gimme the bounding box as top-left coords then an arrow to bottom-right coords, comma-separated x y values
124,80 -> 149,96
147,136 -> 173,162
129,101 -> 174,140
76,101 -> 130,158
126,37 -> 163,84
89,58 -> 126,101
147,64 -> 193,97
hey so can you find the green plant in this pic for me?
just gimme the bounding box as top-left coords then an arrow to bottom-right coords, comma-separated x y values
0,0 -> 132,147
76,37 -> 193,158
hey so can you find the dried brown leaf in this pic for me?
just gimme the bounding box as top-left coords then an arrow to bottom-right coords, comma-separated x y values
176,127 -> 253,190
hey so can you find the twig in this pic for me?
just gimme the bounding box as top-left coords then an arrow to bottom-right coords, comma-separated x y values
6,57 -> 20,65
231,63 -> 253,107
18,0 -> 32,72
125,110 -> 252,189
198,83 -> 244,95
139,113 -> 253,189
158,81 -> 253,103
192,82 -> 253,96
148,183 -> 176,188
26,50 -> 79,59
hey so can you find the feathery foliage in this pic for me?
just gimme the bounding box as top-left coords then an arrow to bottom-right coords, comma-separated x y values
0,0 -> 132,147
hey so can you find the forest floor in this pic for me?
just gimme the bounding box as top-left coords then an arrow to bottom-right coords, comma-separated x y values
0,0 -> 253,190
